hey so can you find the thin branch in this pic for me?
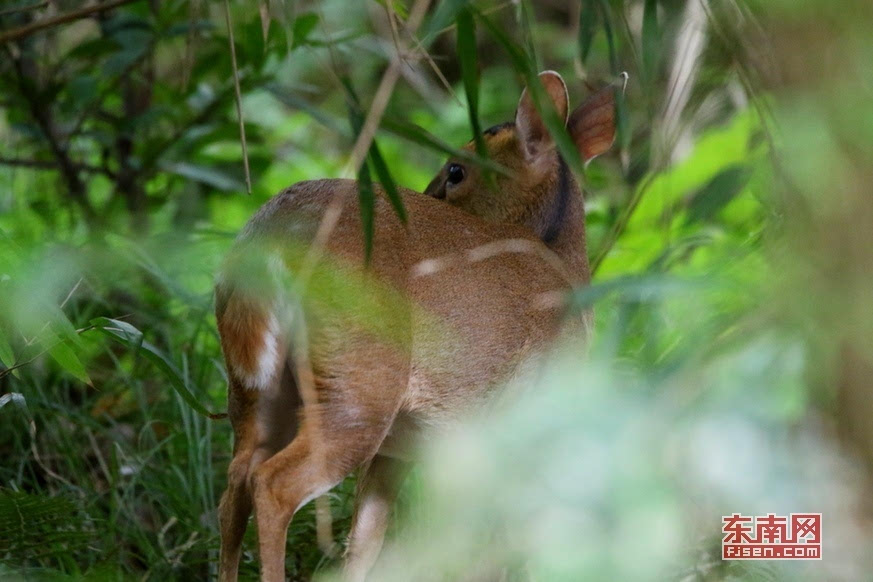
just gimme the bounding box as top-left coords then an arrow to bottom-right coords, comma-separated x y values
223,0 -> 252,194
0,0 -> 144,44
7,47 -> 98,224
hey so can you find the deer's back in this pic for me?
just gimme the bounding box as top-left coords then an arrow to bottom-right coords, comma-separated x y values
231,179 -> 573,429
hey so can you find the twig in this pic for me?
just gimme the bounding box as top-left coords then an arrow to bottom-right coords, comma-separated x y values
0,0 -> 143,44
7,47 -> 98,225
222,0 -> 252,194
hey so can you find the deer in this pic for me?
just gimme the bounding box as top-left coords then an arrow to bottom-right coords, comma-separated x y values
215,70 -> 618,582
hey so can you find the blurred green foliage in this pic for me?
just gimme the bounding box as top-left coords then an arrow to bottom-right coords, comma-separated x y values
1,0 -> 872,580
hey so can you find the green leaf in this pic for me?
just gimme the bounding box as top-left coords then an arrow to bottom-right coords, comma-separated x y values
598,0 -> 619,75
358,163 -> 376,264
456,9 -> 488,162
291,12 -> 319,48
90,317 -> 218,419
48,341 -> 91,385
374,0 -> 409,19
161,161 -> 246,192
368,143 -> 407,223
0,334 -> 14,368
686,166 -> 751,224
578,0 -> 598,65
421,0 -> 469,45
341,76 -> 406,260
343,77 -> 375,263
642,0 -> 659,82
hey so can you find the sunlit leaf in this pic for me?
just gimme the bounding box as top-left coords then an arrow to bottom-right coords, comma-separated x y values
47,340 -> 91,385
0,334 -> 14,368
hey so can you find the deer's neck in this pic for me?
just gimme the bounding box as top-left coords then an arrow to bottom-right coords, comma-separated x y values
532,157 -> 590,285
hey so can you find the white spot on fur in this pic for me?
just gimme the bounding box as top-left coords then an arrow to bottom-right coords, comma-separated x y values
241,312 -> 282,391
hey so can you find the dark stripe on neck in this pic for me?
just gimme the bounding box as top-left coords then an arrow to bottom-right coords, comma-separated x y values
542,156 -> 571,244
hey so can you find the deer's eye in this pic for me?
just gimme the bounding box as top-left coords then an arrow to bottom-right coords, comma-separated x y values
447,163 -> 465,185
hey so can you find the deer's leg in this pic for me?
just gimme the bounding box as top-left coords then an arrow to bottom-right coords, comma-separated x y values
343,454 -> 410,582
218,379 -> 259,582
219,365 -> 301,582
250,420 -> 387,582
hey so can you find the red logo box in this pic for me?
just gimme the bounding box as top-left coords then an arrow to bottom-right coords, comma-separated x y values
722,513 -> 822,560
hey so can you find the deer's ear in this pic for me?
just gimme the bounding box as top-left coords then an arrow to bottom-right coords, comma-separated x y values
515,71 -> 569,162
568,82 -> 620,163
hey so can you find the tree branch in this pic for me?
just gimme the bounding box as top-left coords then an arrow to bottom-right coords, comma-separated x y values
0,0 -> 144,44
8,47 -> 98,225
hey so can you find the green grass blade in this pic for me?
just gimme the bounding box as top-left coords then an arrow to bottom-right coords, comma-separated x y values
342,76 -> 377,263
368,142 -> 407,223
456,7 -> 494,187
47,340 -> 91,385
598,0 -> 620,75
578,0 -> 598,65
642,0 -> 659,83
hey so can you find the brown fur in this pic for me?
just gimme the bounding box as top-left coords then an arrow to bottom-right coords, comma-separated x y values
215,72 -> 618,582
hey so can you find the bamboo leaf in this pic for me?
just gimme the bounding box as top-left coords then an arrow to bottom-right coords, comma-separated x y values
342,77 -> 377,263
642,0 -> 659,82
48,340 -> 91,385
686,166 -> 751,224
0,334 -> 14,368
420,0 -> 469,45
358,163 -> 376,263
368,143 -> 407,223
578,0 -> 598,65
598,0 -> 619,75
456,9 -> 488,162
291,12 -> 319,49
90,317 -> 218,418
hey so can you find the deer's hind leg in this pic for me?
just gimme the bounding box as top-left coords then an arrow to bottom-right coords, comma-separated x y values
251,342 -> 409,582
219,363 -> 301,582
343,454 -> 410,582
